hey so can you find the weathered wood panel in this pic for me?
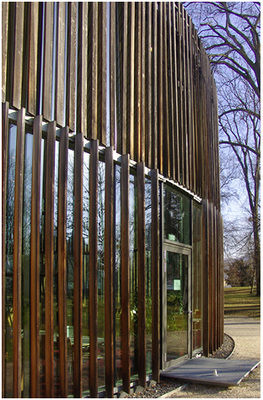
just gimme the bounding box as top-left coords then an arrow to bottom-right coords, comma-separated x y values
73,132 -> 84,398
58,127 -> 69,398
13,108 -> 25,397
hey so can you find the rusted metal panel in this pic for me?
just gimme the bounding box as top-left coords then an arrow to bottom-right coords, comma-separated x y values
73,132 -> 84,397
151,169 -> 160,382
43,2 -> 54,121
30,115 -> 42,398
66,3 -> 77,132
44,121 -> 56,398
89,140 -> 99,397
58,127 -> 69,398
121,154 -> 130,393
104,147 -> 114,397
55,2 -> 66,127
13,108 -> 25,397
137,162 -> 146,387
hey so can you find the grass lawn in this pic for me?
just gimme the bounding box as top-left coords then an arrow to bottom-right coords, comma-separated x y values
224,286 -> 260,319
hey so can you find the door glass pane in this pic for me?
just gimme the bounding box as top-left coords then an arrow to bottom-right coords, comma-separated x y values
166,252 -> 188,360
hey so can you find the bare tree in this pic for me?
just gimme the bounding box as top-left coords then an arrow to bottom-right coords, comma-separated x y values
185,2 -> 260,295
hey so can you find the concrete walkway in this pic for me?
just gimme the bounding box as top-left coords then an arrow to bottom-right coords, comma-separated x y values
166,317 -> 261,398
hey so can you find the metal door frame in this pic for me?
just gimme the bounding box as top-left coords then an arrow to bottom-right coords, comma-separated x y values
162,242 -> 192,370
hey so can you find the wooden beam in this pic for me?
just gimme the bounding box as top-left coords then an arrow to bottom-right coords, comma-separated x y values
137,162 -> 146,387
58,127 -> 69,398
121,154 -> 130,393
73,132 -> 84,398
89,139 -> 99,397
30,115 -> 42,398
105,147 -> 114,397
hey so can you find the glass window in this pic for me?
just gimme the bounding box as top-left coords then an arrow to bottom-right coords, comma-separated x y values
164,185 -> 191,245
145,177 -> 152,374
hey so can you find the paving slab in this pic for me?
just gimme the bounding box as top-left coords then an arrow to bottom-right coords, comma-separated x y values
160,357 -> 260,387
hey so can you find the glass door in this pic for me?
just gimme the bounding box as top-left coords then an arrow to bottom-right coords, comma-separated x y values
162,245 -> 192,369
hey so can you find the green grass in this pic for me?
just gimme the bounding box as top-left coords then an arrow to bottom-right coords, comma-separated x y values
224,286 -> 260,319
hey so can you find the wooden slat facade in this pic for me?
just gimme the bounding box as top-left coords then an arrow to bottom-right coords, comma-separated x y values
2,2 -> 224,398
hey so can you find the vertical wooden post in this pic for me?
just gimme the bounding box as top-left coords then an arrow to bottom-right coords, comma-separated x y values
151,169 -> 160,382
202,199 -> 209,357
66,3 -> 77,132
13,108 -> 25,397
121,154 -> 130,393
30,115 -> 42,398
58,127 -> 69,398
110,3 -> 116,148
89,139 -> 99,398
43,2 -> 54,122
137,162 -> 146,387
105,147 -> 114,397
45,121 -> 56,397
73,132 -> 84,398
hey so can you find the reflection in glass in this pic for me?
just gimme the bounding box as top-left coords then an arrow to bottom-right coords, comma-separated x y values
166,252 -> 188,360
66,149 -> 74,396
114,165 -> 122,385
129,173 -> 138,379
82,151 -> 90,395
5,124 -> 17,397
145,177 -> 152,374
164,185 -> 191,244
22,133 -> 33,397
193,203 -> 203,353
98,161 -> 105,389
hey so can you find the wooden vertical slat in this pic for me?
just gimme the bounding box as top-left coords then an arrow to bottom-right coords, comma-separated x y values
137,162 -> 146,387
2,102 -> 9,397
87,3 -> 98,141
28,3 -> 39,115
145,3 -> 152,169
77,2 -> 88,135
55,2 -> 66,127
141,4 -> 146,163
134,3 -> 141,162
128,3 -> 135,159
30,115 -> 42,398
121,3 -> 128,154
73,132 -> 84,398
12,3 -> 24,109
162,4 -> 170,178
105,147 -> 114,397
44,121 -> 56,398
121,154 -> 130,393
152,4 -> 158,170
167,4 -> 175,180
58,127 -> 69,398
89,139 -> 99,398
151,169 -> 159,382
2,3 -> 9,102
110,3 -> 116,148
13,108 -> 25,397
66,3 -> 77,131
202,199 -> 209,357
157,3 -> 163,175
98,3 -> 107,146
172,3 -> 180,182
208,203 -> 213,354
43,2 -> 54,121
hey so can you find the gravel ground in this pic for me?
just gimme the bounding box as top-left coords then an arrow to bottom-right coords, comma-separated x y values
122,317 -> 260,399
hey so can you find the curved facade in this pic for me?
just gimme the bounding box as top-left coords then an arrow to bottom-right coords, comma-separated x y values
2,2 -> 224,398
